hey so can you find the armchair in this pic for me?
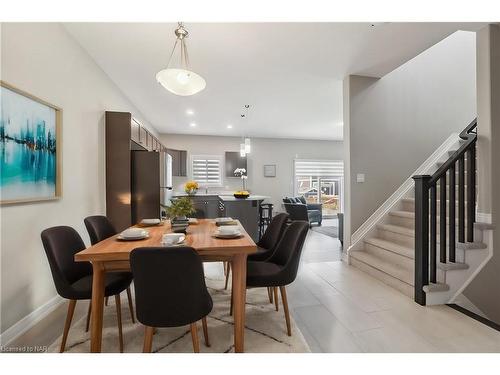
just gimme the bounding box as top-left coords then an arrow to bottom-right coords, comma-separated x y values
283,196 -> 322,227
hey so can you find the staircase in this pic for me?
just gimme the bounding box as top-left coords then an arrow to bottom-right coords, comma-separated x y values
348,119 -> 494,305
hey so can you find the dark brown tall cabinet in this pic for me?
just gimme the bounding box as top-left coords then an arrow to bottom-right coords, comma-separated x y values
105,111 -> 167,232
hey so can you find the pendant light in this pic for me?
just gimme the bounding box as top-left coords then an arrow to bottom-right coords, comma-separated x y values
241,105 -> 251,155
240,143 -> 246,157
244,138 -> 251,153
156,22 -> 206,96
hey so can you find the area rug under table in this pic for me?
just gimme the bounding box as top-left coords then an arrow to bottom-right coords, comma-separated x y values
48,276 -> 310,353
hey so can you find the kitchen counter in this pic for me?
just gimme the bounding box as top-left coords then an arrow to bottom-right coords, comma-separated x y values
172,193 -> 270,241
173,193 -> 269,201
218,195 -> 269,201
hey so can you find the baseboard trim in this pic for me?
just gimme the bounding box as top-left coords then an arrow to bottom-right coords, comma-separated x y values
0,294 -> 64,346
447,303 -> 500,332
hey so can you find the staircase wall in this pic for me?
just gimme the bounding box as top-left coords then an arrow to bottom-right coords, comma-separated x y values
342,31 -> 477,248
463,24 -> 500,324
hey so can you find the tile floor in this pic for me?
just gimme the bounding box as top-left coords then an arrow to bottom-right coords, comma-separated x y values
287,230 -> 500,352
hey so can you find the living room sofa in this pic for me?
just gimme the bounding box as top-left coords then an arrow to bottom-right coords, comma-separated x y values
283,196 -> 322,227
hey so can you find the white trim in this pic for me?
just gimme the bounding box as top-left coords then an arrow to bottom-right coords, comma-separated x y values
0,295 -> 64,346
476,212 -> 492,224
348,132 -> 460,253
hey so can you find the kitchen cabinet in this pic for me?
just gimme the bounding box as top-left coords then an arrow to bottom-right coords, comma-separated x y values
189,196 -> 220,219
166,148 -> 187,177
105,111 -> 168,231
131,119 -> 140,145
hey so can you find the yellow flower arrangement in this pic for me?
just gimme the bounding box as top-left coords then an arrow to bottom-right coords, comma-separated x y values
185,181 -> 199,195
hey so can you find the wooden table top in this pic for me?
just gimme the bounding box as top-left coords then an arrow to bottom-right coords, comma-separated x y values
75,219 -> 257,262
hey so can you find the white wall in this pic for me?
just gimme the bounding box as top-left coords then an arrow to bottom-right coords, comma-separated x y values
0,23 -> 157,334
344,31 -> 477,235
159,134 -> 343,210
464,24 -> 500,324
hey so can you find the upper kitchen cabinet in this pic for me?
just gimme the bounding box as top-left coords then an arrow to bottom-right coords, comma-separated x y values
166,148 -> 187,177
225,151 -> 247,177
131,118 -> 141,145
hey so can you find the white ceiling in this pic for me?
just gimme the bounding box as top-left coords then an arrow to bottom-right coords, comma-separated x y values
64,22 -> 484,140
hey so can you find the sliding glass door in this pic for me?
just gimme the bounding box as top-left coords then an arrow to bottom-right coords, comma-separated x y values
294,160 -> 344,218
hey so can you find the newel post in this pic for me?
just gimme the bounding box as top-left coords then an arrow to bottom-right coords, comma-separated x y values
412,175 -> 431,305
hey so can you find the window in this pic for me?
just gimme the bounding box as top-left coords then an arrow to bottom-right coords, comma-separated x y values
190,155 -> 223,186
294,159 -> 344,217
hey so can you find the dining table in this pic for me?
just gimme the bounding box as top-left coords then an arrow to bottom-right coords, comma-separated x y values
74,218 -> 257,353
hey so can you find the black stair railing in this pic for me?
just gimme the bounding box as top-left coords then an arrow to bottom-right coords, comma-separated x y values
412,119 -> 477,305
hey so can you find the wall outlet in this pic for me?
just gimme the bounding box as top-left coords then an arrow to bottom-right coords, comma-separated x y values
356,173 -> 365,183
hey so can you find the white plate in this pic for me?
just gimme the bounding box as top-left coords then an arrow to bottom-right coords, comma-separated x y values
140,218 -> 161,226
214,231 -> 242,239
215,217 -> 233,223
117,233 -> 149,241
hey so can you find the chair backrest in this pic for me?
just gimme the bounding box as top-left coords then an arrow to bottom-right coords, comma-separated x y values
257,212 -> 289,250
283,203 -> 308,221
130,247 -> 212,328
41,226 -> 92,299
84,215 -> 117,245
267,221 -> 309,284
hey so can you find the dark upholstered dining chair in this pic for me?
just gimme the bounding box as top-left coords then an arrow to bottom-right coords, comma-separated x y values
230,221 -> 309,336
84,215 -> 135,321
130,247 -> 213,353
41,226 -> 133,352
224,213 -> 290,294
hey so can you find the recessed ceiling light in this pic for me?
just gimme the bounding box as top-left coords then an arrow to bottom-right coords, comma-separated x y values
227,124 -> 233,129
186,109 -> 194,115
189,123 -> 196,127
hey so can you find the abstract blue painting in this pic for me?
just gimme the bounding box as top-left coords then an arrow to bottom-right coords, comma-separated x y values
1,83 -> 60,203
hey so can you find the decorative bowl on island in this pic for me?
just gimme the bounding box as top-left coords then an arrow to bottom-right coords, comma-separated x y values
233,190 -> 250,199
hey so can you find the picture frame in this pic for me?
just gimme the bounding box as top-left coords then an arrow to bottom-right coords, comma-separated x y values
0,81 -> 62,205
263,164 -> 276,177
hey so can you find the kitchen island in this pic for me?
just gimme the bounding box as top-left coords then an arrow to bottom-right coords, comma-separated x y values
172,193 -> 270,241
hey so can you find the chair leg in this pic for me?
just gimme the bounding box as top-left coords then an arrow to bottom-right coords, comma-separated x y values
279,286 -> 292,336
267,287 -> 273,304
143,326 -> 154,353
60,299 -> 77,353
126,287 -> 136,324
229,286 -> 234,316
85,300 -> 92,332
190,322 -> 200,353
201,317 -> 210,347
273,287 -> 279,311
224,263 -> 231,290
115,294 -> 124,353
105,296 -> 109,306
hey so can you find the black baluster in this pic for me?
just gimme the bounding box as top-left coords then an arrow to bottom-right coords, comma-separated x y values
430,185 -> 437,283
449,163 -> 456,262
413,175 -> 431,306
458,155 -> 465,243
440,175 -> 447,264
467,146 -> 475,242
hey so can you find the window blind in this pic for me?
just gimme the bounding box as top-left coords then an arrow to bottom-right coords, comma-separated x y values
191,155 -> 222,186
294,159 -> 344,177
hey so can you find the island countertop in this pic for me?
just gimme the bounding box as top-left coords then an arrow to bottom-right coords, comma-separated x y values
173,193 -> 270,201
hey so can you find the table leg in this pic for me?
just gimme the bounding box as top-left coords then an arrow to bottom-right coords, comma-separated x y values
90,262 -> 105,352
231,254 -> 247,353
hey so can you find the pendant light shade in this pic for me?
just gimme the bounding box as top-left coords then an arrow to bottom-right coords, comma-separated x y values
156,23 -> 206,96
244,138 -> 251,153
240,143 -> 246,157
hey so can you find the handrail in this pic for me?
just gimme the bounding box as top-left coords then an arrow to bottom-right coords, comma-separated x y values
412,118 -> 477,305
429,119 -> 477,184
